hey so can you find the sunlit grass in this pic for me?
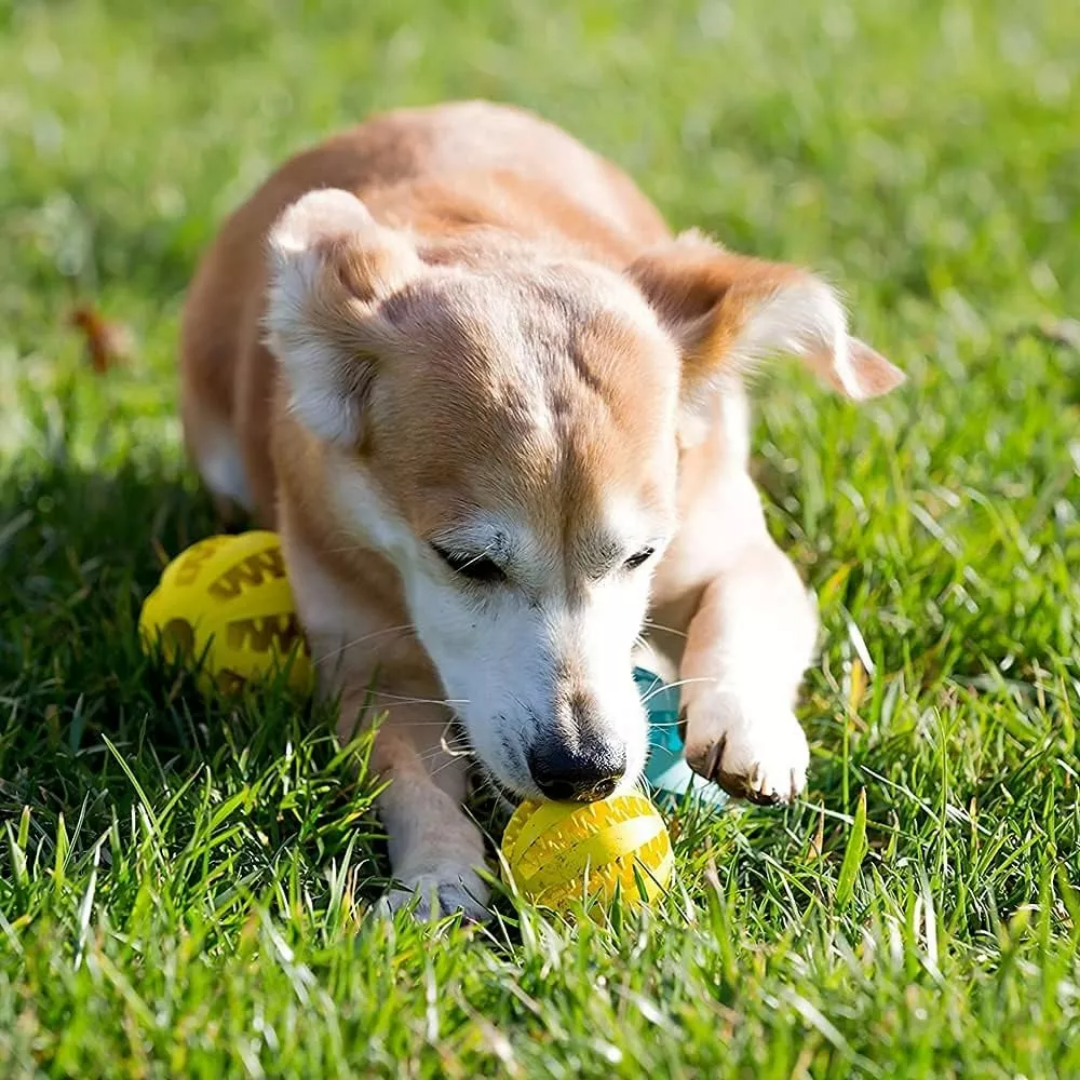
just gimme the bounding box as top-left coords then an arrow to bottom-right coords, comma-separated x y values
1,0 -> 1078,1074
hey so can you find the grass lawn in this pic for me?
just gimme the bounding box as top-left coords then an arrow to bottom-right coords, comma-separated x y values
2,0 -> 1079,1075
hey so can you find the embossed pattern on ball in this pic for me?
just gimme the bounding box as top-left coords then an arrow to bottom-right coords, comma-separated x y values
139,531 -> 313,696
501,793 -> 673,911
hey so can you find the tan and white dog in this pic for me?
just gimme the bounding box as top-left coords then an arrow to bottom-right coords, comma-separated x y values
179,101 -> 903,919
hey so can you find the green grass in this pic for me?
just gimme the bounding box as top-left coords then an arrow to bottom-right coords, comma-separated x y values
2,0 -> 1079,1075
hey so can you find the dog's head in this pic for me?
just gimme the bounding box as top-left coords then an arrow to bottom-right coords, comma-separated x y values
265,189 -> 903,801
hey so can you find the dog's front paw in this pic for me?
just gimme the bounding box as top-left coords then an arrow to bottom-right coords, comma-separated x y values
684,696 -> 809,805
378,865 -> 490,923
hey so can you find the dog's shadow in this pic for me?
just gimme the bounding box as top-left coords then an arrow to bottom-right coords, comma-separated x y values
0,451 -> 410,913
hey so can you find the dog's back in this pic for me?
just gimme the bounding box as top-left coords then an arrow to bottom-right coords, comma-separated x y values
180,101 -> 669,522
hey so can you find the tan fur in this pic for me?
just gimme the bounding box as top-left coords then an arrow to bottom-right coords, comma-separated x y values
180,100 -> 903,919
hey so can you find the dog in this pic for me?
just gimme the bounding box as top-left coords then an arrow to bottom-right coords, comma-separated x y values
179,101 -> 903,919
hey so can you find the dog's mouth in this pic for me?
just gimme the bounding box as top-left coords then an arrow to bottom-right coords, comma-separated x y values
441,675 -> 651,804
467,757 -> 527,817
440,716 -> 528,802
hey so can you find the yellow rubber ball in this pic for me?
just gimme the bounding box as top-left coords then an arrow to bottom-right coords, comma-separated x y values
501,792 -> 673,911
139,531 -> 313,697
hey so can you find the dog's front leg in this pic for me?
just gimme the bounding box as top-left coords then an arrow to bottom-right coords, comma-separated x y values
679,539 -> 818,804
339,693 -> 490,921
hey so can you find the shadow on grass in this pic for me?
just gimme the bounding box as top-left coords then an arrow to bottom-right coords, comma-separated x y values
0,451 -> 391,910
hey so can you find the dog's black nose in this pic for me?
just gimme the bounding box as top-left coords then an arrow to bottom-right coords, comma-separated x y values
527,744 -> 626,803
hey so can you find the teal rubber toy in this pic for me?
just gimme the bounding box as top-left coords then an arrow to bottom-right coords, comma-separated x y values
634,667 -> 727,811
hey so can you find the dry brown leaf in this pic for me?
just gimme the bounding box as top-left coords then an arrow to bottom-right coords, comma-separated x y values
68,305 -> 134,373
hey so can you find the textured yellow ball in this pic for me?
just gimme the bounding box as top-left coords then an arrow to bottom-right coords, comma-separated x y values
139,531 -> 313,696
501,793 -> 673,911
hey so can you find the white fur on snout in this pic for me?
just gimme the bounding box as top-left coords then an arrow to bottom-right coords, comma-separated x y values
327,461 -> 652,797
547,575 -> 653,790
407,567 -> 652,799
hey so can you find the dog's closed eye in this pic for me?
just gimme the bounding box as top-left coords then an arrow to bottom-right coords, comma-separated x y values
432,544 -> 507,584
623,546 -> 655,571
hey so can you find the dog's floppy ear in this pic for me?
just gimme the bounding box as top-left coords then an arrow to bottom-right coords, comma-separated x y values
628,232 -> 904,421
265,188 -> 422,445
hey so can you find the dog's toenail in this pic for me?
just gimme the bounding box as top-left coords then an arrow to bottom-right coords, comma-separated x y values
704,737 -> 725,781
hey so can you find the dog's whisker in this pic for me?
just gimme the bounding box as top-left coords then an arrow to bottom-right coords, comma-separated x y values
469,762 -> 517,805
359,717 -> 468,726
313,623 -> 418,663
418,744 -> 474,768
427,754 -> 476,781
362,690 -> 469,706
634,635 -> 664,668
429,745 -> 475,764
642,619 -> 688,639
639,675 -> 718,706
358,719 -> 474,729
439,730 -> 474,757
356,701 -> 461,717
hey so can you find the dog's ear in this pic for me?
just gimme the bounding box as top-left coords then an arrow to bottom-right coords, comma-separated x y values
628,232 -> 904,422
265,188 -> 422,445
